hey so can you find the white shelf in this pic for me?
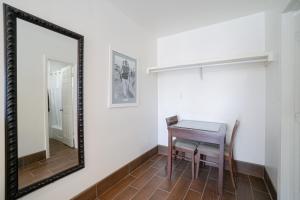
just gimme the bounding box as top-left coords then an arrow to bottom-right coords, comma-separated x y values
147,52 -> 273,74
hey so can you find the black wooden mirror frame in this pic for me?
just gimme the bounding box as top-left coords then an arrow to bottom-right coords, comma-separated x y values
4,4 -> 84,199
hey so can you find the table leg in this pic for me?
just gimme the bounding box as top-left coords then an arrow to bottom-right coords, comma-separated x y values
218,139 -> 225,196
167,129 -> 173,180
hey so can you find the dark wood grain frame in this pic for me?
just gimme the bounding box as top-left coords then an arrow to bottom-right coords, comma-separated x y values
4,4 -> 84,199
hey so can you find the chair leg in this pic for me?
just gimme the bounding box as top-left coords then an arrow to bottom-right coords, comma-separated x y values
232,155 -> 238,177
195,153 -> 200,179
180,152 -> 185,160
202,155 -> 206,167
191,153 -> 195,180
199,154 -> 203,167
175,150 -> 178,160
229,158 -> 236,189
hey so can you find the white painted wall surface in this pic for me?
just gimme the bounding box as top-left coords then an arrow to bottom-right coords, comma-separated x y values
157,13 -> 266,165
0,0 -> 157,199
265,8 -> 283,191
264,0 -> 290,193
17,19 -> 77,157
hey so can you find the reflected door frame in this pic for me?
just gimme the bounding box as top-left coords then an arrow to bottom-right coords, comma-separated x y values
43,55 -> 78,159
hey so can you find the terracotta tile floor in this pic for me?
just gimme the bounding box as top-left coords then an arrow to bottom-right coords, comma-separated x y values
18,139 -> 78,188
97,155 -> 272,200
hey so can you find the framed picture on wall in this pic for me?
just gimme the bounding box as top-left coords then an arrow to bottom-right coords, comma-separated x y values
108,49 -> 138,107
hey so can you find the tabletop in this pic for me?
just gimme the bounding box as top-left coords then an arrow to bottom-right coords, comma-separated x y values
170,120 -> 226,133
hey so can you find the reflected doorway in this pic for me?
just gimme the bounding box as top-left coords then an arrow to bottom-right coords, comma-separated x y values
47,59 -> 75,159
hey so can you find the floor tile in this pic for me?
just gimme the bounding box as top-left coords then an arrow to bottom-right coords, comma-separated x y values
130,167 -> 159,189
166,176 -> 192,200
100,175 -> 135,200
132,176 -> 164,200
113,186 -> 138,200
152,156 -> 168,169
166,165 -> 193,200
223,172 -> 235,193
159,168 -> 186,192
249,176 -> 268,193
184,190 -> 202,200
222,191 -> 236,200
131,159 -> 155,178
201,187 -> 219,200
149,189 -> 169,200
236,175 -> 253,200
252,190 -> 271,200
150,154 -> 164,162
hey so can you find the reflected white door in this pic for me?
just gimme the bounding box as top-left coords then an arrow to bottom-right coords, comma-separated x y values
48,60 -> 74,148
61,66 -> 74,147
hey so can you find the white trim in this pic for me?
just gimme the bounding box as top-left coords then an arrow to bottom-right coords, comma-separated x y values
280,11 -> 298,200
146,52 -> 273,74
107,45 -> 139,108
43,55 -> 50,159
72,60 -> 78,149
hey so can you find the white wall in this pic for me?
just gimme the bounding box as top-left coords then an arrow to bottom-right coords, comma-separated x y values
264,0 -> 290,192
17,19 -> 77,157
157,13 -> 266,165
265,8 -> 283,191
0,0 -> 157,199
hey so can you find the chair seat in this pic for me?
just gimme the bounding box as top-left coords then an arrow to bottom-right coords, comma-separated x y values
174,139 -> 199,151
197,143 -> 229,157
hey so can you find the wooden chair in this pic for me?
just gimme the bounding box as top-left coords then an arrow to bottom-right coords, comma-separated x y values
166,115 -> 199,179
195,120 -> 240,188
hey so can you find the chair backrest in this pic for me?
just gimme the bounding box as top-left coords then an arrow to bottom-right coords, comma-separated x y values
165,115 -> 178,127
228,120 -> 240,157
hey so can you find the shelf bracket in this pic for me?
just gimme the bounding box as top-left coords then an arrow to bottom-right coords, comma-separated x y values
199,67 -> 203,80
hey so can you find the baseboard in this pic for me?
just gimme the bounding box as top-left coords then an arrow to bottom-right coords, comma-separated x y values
18,150 -> 46,168
71,146 -> 158,200
264,168 -> 277,200
158,145 -> 265,178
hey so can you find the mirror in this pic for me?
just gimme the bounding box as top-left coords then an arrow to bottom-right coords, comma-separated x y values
4,4 -> 84,199
17,19 -> 78,189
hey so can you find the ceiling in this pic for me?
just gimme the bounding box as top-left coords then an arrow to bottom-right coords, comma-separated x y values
109,0 -> 271,37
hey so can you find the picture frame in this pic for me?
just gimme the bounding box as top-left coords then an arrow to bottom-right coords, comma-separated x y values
108,47 -> 138,108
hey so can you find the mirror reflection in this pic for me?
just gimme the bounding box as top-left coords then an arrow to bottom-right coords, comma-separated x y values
17,19 -> 79,189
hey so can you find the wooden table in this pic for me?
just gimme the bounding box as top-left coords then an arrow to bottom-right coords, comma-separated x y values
167,120 -> 227,195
